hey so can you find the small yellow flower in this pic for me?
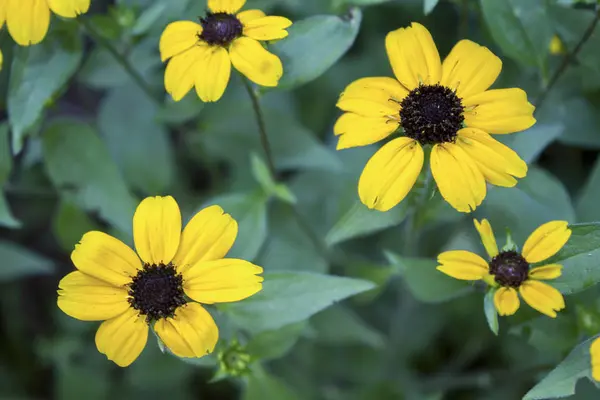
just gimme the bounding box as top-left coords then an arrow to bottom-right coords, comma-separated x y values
591,337 -> 600,381
335,23 -> 536,213
159,0 -> 292,103
57,196 -> 264,367
0,0 -> 90,46
549,35 -> 565,55
437,219 -> 571,318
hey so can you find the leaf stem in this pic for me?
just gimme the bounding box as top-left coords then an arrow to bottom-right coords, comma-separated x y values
534,5 -> 600,112
77,17 -> 161,105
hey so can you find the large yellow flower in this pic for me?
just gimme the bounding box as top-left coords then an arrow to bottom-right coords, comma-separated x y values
335,23 -> 536,213
0,0 -> 89,46
437,219 -> 571,317
57,196 -> 264,367
159,0 -> 292,103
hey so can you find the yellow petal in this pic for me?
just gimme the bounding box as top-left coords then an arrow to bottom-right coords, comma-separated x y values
519,280 -> 565,318
133,196 -> 182,265
237,9 -> 265,25
154,303 -> 219,358
430,143 -> 486,213
159,21 -> 202,62
456,128 -> 527,187
6,0 -> 50,46
528,264 -> 562,280
385,22 -> 442,89
0,4 -> 5,29
336,77 -> 407,118
183,259 -> 263,304
208,0 -> 246,13
436,250 -> 489,280
522,221 -> 572,264
441,40 -> 501,99
334,113 -> 399,150
494,287 -> 520,316
57,271 -> 130,321
71,231 -> 141,286
172,205 -> 238,275
463,88 -> 536,134
47,0 -> 89,17
95,308 -> 148,367
229,37 -> 282,87
358,137 -> 424,212
243,16 -> 292,41
195,46 -> 231,102
591,338 -> 600,382
473,218 -> 499,258
164,45 -> 210,102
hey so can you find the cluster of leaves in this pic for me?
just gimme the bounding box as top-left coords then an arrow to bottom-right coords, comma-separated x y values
2,0 -> 600,399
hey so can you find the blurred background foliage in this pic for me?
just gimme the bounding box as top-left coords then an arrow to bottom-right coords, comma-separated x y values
2,0 -> 600,399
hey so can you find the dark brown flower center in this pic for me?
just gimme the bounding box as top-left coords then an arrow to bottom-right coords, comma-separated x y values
399,84 -> 464,145
488,251 -> 530,288
198,12 -> 243,46
128,263 -> 186,322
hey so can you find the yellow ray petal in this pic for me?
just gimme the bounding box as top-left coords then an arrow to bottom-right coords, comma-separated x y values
522,221 -> 571,264
243,16 -> 292,41
463,88 -> 536,134
154,303 -> 219,358
208,0 -> 246,13
237,9 -> 265,25
183,259 -> 263,304
336,77 -> 406,118
195,45 -> 231,102
6,0 -> 50,46
95,308 -> 148,367
528,264 -> 562,280
57,271 -> 130,321
229,37 -> 282,87
334,113 -> 399,150
358,137 -> 424,212
430,143 -> 486,213
494,287 -> 519,316
71,231 -> 141,286
591,338 -> 600,382
164,45 -> 210,101
172,205 -> 238,274
473,219 -> 499,258
133,196 -> 182,266
385,22 -> 442,89
47,0 -> 89,17
436,250 -> 489,280
441,40 -> 501,99
519,280 -> 565,318
159,21 -> 202,62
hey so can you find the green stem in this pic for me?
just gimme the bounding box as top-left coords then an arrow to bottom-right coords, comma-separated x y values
77,17 -> 161,105
403,155 -> 433,256
241,78 -> 277,180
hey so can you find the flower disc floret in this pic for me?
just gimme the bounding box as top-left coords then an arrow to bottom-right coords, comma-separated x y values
199,12 -> 244,46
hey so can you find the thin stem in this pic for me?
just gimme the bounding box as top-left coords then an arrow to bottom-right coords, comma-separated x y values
241,78 -> 277,179
77,17 -> 161,105
403,157 -> 433,256
535,6 -> 600,112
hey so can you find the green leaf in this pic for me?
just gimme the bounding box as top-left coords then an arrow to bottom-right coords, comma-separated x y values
385,252 -> 471,303
219,271 -> 375,333
523,335 -> 600,399
0,196 -> 20,229
577,156 -> 600,221
312,305 -> 384,348
250,154 -> 296,204
246,322 -> 306,361
156,94 -> 204,126
244,366 -> 301,400
0,241 -> 53,282
423,0 -> 440,14
484,290 -> 499,335
496,123 -> 562,164
270,9 -> 362,90
8,29 -> 82,152
41,120 -> 138,235
0,123 -> 20,228
52,201 -> 100,252
479,0 -> 552,68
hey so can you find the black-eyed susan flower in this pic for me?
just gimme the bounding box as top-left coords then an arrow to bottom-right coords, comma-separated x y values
437,219 -> 571,317
159,0 -> 292,102
335,23 -> 536,213
591,338 -> 600,381
57,196 -> 263,367
0,0 -> 89,46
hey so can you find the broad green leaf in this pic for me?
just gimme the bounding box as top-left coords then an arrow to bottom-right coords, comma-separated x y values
423,0 -> 440,14
52,201 -> 100,252
270,9 -> 362,90
42,120 -> 138,235
0,123 -> 19,228
577,156 -> 600,221
250,154 -> 296,204
479,0 -> 552,69
98,84 -> 175,194
219,271 -> 375,333
497,123 -> 562,164
312,305 -> 384,348
484,290 -> 499,335
0,241 -> 53,282
0,196 -> 20,229
8,30 -> 82,152
332,0 -> 391,8
244,366 -> 301,400
246,322 -> 306,361
385,252 -> 471,303
523,335 -> 600,399
157,94 -> 204,126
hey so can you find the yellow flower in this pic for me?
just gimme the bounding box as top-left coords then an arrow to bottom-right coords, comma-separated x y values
57,196 -> 264,367
335,23 -> 536,213
159,0 -> 292,102
549,35 -> 565,55
437,219 -> 571,318
0,0 -> 90,46
591,337 -> 600,381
